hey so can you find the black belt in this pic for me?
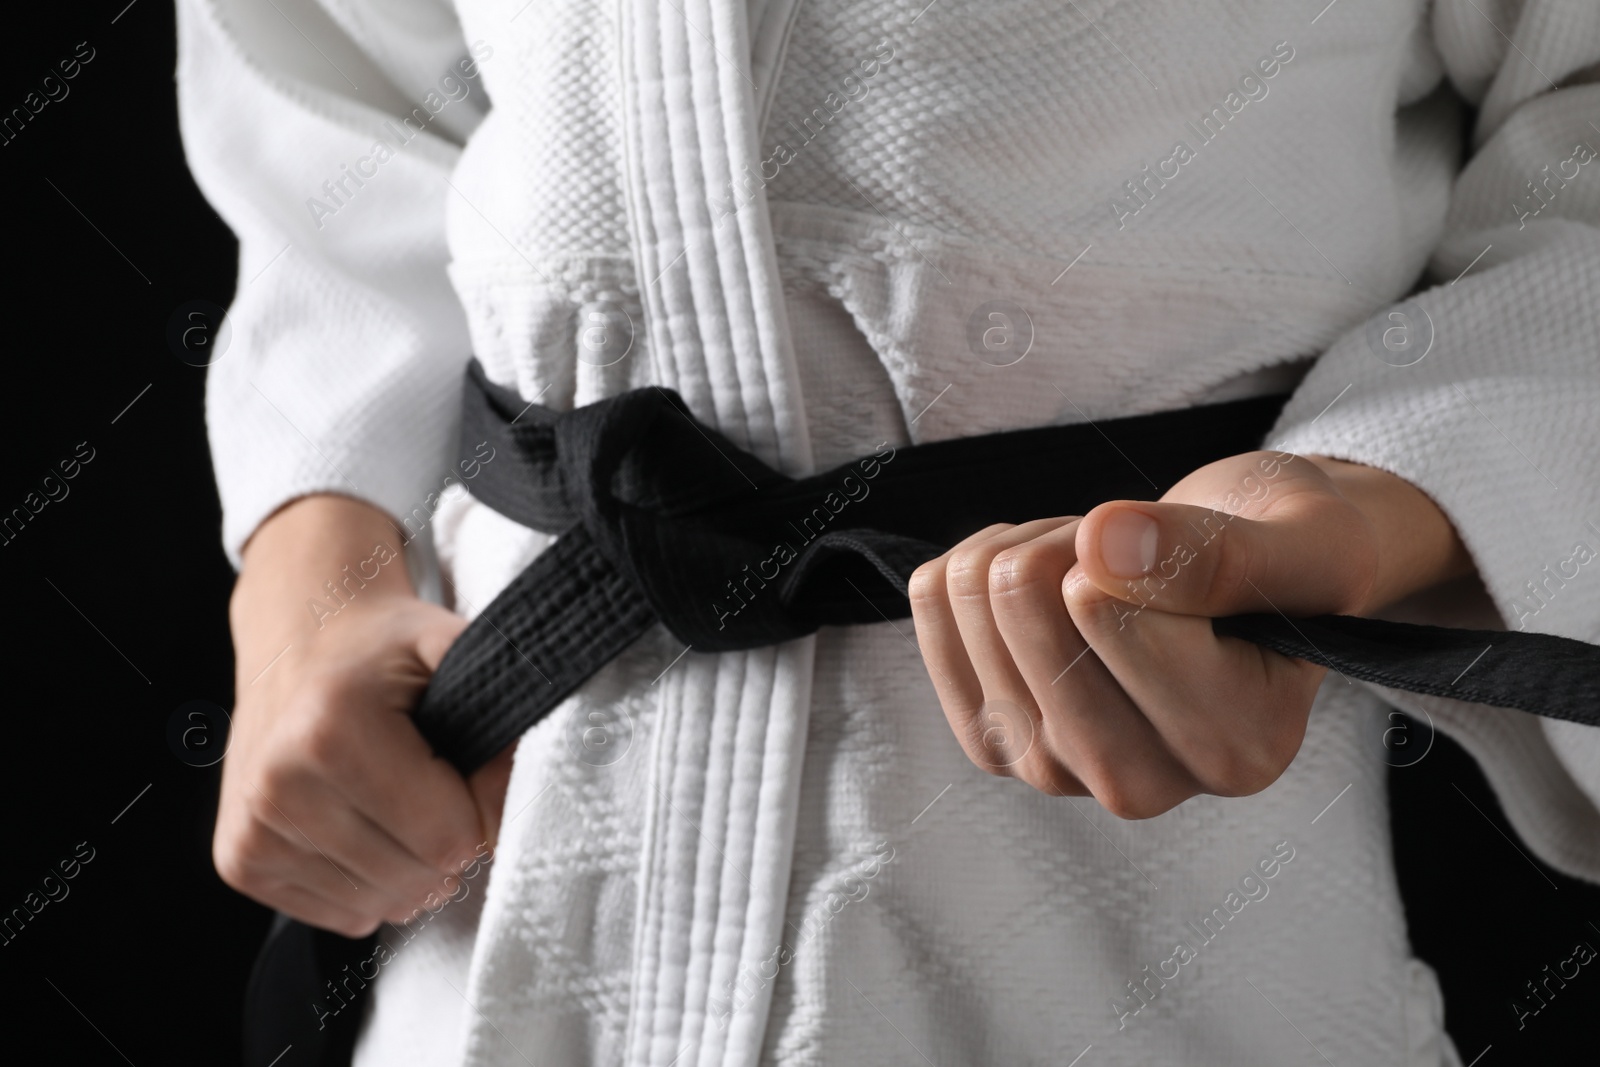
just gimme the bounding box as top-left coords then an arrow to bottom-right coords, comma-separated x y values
244,359 -> 1600,1066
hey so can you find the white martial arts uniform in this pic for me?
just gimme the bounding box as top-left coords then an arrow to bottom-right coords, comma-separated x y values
177,0 -> 1600,1063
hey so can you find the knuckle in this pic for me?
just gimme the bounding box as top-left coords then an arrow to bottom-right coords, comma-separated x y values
1334,508 -> 1382,614
1192,741 -> 1283,798
1101,795 -> 1141,820
1072,751 -> 1170,820
1203,527 -> 1254,609
1062,578 -> 1128,635
337,915 -> 381,939
988,543 -> 1062,600
213,831 -> 264,893
1010,764 -> 1055,794
972,700 -> 1039,773
907,560 -> 946,608
1263,715 -> 1310,778
1014,754 -> 1075,797
212,846 -> 247,891
288,700 -> 351,776
964,744 -> 1011,779
252,752 -> 313,813
955,716 -> 1010,778
1096,781 -> 1170,821
1084,769 -> 1151,820
945,549 -> 994,600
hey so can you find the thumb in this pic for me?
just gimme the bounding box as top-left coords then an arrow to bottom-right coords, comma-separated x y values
1074,498 -> 1375,618
468,744 -> 516,851
411,602 -> 471,674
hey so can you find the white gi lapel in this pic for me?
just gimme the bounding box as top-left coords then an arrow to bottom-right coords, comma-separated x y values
616,2 -> 813,1065
618,0 -> 810,470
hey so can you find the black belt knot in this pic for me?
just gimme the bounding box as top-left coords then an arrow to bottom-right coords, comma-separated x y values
418,360 -> 1307,772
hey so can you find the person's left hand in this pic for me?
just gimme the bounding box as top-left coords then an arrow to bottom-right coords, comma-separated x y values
907,449 -> 1471,818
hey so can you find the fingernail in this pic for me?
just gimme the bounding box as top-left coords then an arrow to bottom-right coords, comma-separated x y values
1100,509 -> 1158,578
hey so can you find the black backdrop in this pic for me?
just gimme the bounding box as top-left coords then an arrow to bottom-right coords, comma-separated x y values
2,2 -> 1596,1064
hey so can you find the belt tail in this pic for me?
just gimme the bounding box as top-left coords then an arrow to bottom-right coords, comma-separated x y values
1215,613 -> 1600,727
417,526 -> 661,775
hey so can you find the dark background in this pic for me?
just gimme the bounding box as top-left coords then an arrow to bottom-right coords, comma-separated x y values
1,2 -> 1596,1064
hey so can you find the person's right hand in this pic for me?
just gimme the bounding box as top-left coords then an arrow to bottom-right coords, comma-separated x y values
213,494 -> 511,938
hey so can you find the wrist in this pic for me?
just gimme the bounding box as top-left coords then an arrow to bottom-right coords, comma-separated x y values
1305,456 -> 1473,613
232,495 -> 416,649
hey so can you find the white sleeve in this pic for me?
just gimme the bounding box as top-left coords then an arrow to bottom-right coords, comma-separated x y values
1270,0 -> 1600,878
176,0 -> 491,566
